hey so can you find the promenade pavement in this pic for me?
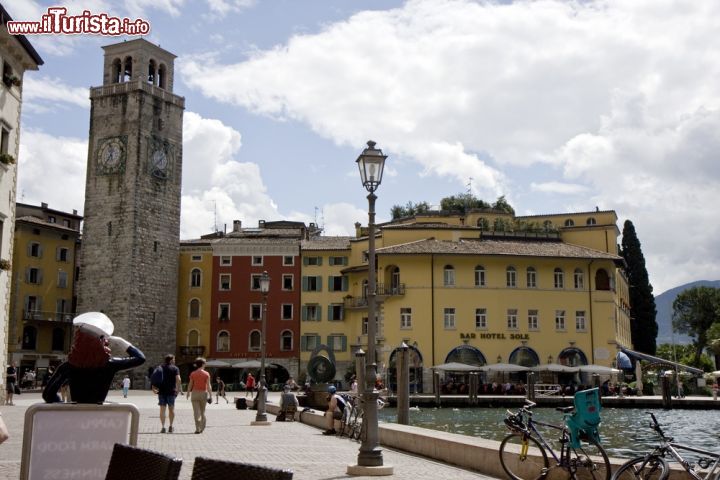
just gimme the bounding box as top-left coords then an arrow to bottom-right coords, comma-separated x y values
0,390 -> 497,479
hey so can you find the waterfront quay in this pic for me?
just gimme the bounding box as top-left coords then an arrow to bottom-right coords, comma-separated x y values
0,391 -> 498,480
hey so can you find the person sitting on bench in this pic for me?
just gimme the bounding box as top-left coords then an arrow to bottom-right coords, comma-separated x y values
277,385 -> 299,421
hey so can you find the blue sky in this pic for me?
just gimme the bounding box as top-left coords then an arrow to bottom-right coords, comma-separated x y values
6,0 -> 720,295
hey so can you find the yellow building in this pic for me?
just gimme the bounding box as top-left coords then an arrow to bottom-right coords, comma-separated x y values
310,208 -> 631,392
8,203 -> 82,380
176,240 -> 213,373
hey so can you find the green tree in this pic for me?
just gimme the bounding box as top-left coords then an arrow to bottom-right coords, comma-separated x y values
655,342 -> 714,371
621,220 -> 658,354
492,195 -> 515,214
672,286 -> 720,366
390,201 -> 431,219
439,193 -> 490,212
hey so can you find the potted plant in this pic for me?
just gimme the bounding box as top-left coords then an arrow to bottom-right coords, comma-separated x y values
0,259 -> 11,271
0,153 -> 16,165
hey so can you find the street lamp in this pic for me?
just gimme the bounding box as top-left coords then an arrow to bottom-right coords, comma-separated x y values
254,271 -> 271,424
347,141 -> 393,475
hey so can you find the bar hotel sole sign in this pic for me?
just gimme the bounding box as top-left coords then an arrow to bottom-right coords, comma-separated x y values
460,333 -> 530,340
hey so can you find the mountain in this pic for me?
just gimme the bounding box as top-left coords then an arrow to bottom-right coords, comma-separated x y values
654,280 -> 720,345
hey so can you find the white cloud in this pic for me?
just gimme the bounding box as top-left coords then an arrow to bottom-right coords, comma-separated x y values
179,0 -> 720,292
23,76 -> 90,113
17,131 -> 87,214
204,0 -> 255,17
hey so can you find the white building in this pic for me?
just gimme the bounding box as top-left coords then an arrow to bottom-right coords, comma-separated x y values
0,4 -> 43,399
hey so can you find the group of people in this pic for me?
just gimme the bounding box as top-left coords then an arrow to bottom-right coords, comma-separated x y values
440,380 -> 527,395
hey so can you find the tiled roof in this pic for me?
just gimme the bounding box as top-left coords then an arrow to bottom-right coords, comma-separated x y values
375,238 -> 622,262
17,216 -> 78,234
226,228 -> 304,238
301,237 -> 351,250
382,223 -> 479,230
517,210 -> 616,219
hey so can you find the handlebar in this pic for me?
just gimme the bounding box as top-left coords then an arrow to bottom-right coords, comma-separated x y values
647,412 -> 667,439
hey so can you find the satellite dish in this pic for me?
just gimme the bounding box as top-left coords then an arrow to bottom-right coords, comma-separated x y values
73,312 -> 114,337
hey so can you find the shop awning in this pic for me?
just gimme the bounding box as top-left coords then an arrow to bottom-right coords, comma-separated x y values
620,347 -> 704,375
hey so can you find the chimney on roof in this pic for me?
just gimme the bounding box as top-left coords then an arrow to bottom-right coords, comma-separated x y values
258,220 -> 265,228
72,209 -> 77,215
41,202 -> 48,209
233,220 -> 241,232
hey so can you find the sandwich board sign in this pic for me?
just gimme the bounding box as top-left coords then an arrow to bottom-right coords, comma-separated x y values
21,403 -> 139,480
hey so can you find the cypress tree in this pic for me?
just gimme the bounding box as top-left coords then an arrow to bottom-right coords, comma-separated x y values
621,220 -> 658,354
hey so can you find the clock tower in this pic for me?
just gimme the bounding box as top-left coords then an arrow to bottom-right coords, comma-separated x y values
78,39 -> 184,379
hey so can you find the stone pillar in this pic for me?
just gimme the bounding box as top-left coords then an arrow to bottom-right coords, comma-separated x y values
526,372 -> 536,401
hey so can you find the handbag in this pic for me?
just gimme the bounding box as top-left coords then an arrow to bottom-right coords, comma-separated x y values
14,384 -> 21,395
207,394 -> 212,405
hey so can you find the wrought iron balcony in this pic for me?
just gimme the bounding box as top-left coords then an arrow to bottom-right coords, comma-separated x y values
343,283 -> 405,309
23,310 -> 73,323
179,345 -> 206,356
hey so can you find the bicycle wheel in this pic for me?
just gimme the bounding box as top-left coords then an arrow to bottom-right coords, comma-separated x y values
567,439 -> 611,480
499,433 -> 549,480
351,410 -> 364,440
611,456 -> 668,480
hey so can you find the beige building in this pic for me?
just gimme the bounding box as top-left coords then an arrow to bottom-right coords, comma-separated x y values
0,5 -> 43,399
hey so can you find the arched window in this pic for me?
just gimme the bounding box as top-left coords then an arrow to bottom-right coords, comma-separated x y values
217,331 -> 229,352
22,326 -> 37,350
564,219 -> 575,227
189,298 -> 200,318
280,330 -> 293,351
586,217 -> 597,225
574,268 -> 584,289
506,266 -> 516,287
51,327 -> 65,351
123,56 -> 133,82
188,329 -> 199,346
595,269 -> 610,291
558,347 -> 588,367
553,268 -> 564,289
148,59 -> 156,84
445,344 -> 485,365
474,266 -> 486,287
249,330 -> 261,351
112,58 -> 122,83
389,345 -> 425,393
526,267 -> 537,288
158,64 -> 167,89
443,265 -> 455,286
190,268 -> 202,287
509,346 -> 540,367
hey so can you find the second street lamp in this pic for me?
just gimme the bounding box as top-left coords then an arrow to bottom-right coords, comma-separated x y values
253,271 -> 271,425
347,141 -> 393,476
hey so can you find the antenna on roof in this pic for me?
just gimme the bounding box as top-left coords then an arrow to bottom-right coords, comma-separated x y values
213,200 -> 218,232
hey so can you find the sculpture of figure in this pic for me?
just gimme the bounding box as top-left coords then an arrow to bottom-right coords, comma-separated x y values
43,313 -> 145,404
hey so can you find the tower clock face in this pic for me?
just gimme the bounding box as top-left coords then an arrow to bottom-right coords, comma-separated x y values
148,137 -> 173,180
150,149 -> 169,179
96,137 -> 126,175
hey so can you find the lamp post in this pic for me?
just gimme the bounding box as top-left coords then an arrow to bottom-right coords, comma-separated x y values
254,271 -> 271,424
347,141 -> 393,475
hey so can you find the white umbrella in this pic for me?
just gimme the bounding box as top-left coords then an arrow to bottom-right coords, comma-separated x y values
205,360 -> 231,368
578,365 -> 620,375
711,371 -> 720,376
532,363 -> 579,373
431,362 -> 483,372
481,363 -> 530,372
232,360 -> 263,369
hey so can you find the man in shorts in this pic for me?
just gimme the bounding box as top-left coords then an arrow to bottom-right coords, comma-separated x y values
156,354 -> 182,433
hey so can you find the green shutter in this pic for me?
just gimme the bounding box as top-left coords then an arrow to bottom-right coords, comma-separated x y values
327,304 -> 333,320
339,306 -> 344,321
341,336 -> 347,352
302,276 -> 308,291
301,335 -> 308,351
342,276 -> 348,291
317,276 -> 322,291
301,306 -> 308,321
327,276 -> 333,292
37,269 -> 43,284
316,306 -> 322,321
303,256 -> 309,266
317,257 -> 323,266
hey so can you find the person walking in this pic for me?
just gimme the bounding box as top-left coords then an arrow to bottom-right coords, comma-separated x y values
154,354 -> 182,433
215,376 -> 228,404
187,357 -> 212,434
122,375 -> 131,398
245,372 -> 255,397
5,362 -> 17,405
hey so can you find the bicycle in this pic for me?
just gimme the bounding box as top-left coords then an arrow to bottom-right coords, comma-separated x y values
612,412 -> 720,480
339,395 -> 384,441
499,393 -> 610,480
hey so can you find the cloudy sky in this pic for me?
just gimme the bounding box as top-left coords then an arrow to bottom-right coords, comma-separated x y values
6,0 -> 720,295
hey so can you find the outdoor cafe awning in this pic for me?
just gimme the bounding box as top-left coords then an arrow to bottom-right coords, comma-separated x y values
620,347 -> 704,375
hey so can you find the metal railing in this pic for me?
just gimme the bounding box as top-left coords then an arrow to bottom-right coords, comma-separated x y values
344,283 -> 405,309
23,310 -> 73,323
179,345 -> 205,356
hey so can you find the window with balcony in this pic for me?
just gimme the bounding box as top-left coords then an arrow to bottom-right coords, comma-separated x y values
190,268 -> 202,287
474,266 -> 486,287
443,308 -> 456,329
554,268 -> 564,289
528,309 -> 539,330
506,266 -> 517,287
282,304 -> 293,320
475,308 -> 487,329
281,330 -> 293,351
507,309 -> 518,329
443,265 -> 455,286
250,303 -> 262,321
574,268 -> 584,289
220,274 -> 231,290
526,267 -> 537,288
249,330 -> 261,351
217,331 -> 230,352
400,307 -> 412,329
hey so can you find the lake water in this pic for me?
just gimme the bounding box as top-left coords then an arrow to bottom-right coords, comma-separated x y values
378,407 -> 720,458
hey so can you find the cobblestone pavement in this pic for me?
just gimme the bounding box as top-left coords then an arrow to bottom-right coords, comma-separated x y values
0,391 -> 496,479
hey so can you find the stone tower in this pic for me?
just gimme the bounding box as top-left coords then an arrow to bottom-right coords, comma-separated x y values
78,39 -> 184,380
